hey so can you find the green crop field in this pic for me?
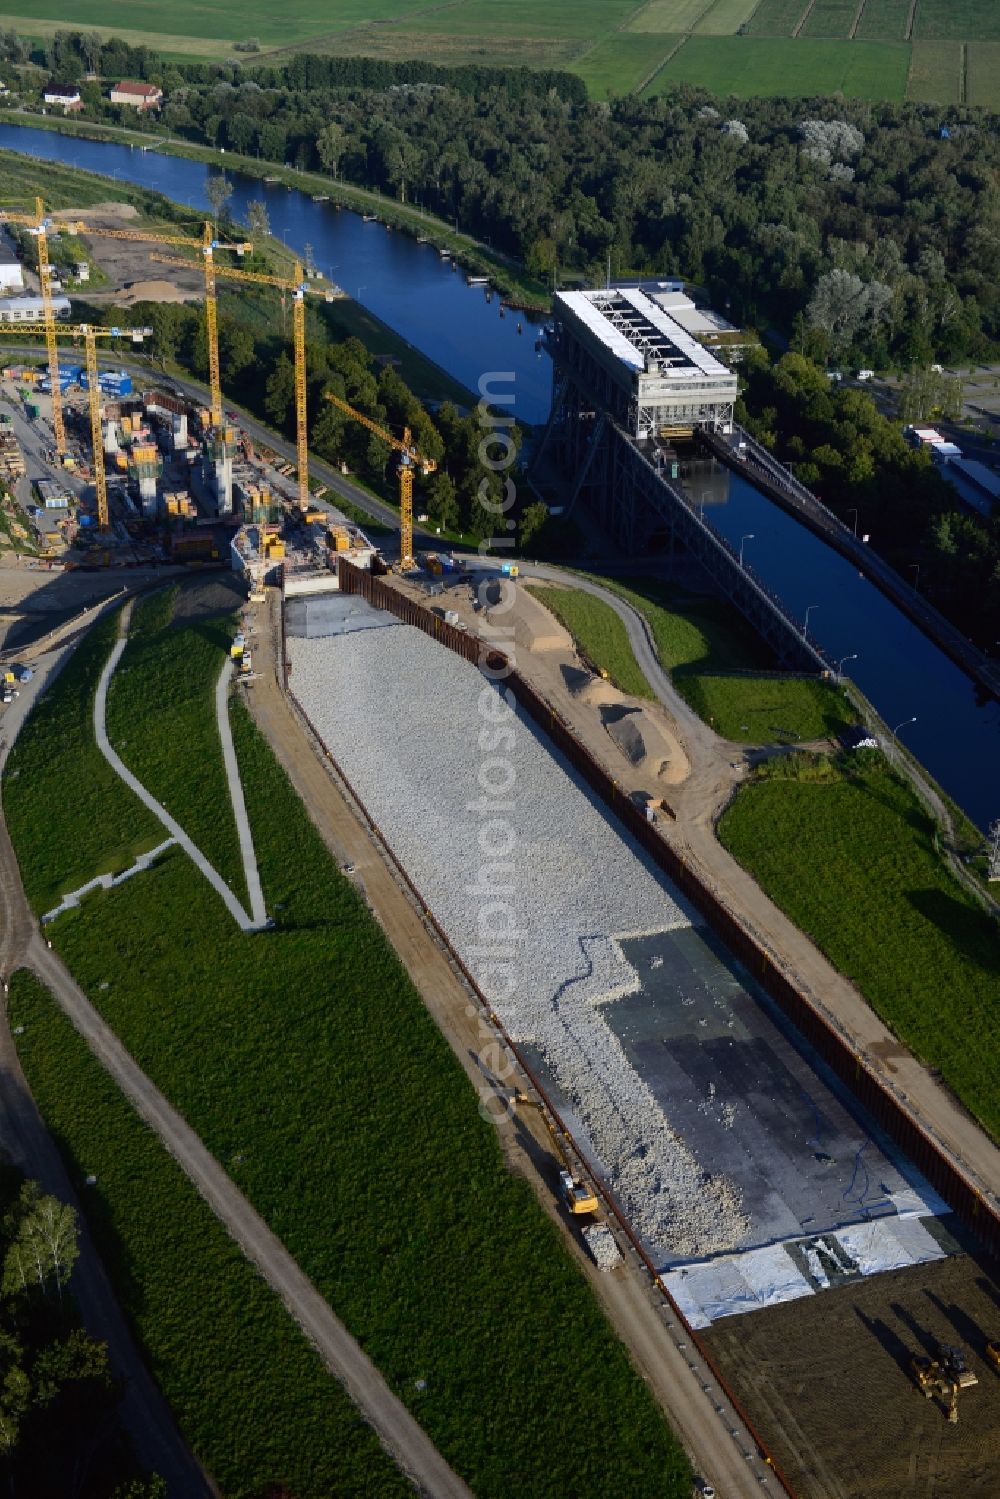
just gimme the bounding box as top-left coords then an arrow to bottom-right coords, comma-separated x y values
856,0 -> 912,40
572,34 -> 681,97
718,753 -> 1000,1142
6,597 -> 691,1498
644,35 -> 910,99
915,0 -> 1000,42
3,0 -> 1000,105
9,972 -> 408,1498
747,0 -> 810,35
906,39 -> 962,102
695,0 -> 762,35
966,40 -> 1000,106
628,0 -> 717,32
526,585 -> 656,698
802,1 -> 858,39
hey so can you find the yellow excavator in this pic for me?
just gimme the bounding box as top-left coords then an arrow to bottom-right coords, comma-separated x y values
911,1343 -> 978,1423
513,1091 -> 598,1215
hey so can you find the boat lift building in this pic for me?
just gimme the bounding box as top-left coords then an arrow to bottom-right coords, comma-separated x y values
550,286 -> 738,443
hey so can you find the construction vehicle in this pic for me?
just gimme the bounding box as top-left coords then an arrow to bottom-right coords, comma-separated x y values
152,251 -> 311,513
559,1168 -> 599,1216
911,1343 -> 977,1423
0,322 -> 151,529
325,393 -> 436,571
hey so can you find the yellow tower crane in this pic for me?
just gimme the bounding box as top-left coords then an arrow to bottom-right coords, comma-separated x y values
82,222 -> 251,430
324,394 -> 436,570
150,253 -> 311,512
0,322 -> 151,529
0,198 -> 82,456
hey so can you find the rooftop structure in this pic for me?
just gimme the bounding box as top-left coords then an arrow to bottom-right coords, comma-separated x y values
552,286 -> 738,440
0,295 -> 72,323
0,232 -> 23,294
110,80 -> 163,109
43,85 -> 82,111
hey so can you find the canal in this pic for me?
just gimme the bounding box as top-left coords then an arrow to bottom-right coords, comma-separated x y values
1,123 -> 997,828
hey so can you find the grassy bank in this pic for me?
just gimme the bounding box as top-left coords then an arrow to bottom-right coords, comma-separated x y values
527,584 -> 654,698
12,606 -> 691,1496
8,971 -> 408,1498
536,574 -> 853,743
3,614 -> 161,913
105,587 -> 248,906
718,752 -> 1000,1141
1,112 -> 550,310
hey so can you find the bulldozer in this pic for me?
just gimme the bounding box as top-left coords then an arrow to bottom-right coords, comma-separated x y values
911,1343 -> 978,1423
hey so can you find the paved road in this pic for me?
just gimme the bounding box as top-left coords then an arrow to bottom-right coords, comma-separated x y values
253,594 -> 771,1498
506,568 -> 1000,1221
215,656 -> 267,925
93,601 -> 262,931
1,633 -> 473,1499
0,652 -> 214,1499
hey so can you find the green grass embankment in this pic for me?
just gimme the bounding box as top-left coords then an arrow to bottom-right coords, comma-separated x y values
8,970 -> 408,1499
106,588 -> 248,906
3,614 -> 161,913
1,114 -> 550,310
527,584 -> 654,698
535,575 -> 853,743
717,751 -> 1000,1141
15,607 -> 691,1496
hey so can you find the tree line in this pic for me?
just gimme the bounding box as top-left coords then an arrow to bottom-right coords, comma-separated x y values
8,28 -> 1000,363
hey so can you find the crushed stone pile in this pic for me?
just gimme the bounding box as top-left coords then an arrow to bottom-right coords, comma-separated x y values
288,620 -> 749,1258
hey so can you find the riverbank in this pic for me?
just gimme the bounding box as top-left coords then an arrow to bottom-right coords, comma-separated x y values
0,110 -> 551,313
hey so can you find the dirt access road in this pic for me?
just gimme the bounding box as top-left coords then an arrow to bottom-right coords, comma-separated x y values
438,561 -> 1000,1223
248,592 -> 774,1498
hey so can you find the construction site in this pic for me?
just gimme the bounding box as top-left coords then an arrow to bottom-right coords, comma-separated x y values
1,192 -> 998,1497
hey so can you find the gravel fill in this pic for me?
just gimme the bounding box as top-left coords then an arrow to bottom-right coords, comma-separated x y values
288,620 -> 750,1258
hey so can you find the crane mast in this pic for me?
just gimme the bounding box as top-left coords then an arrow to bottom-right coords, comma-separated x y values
325,394 -> 436,571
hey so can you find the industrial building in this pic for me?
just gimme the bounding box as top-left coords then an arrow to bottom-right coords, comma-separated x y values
551,286 -> 738,442
0,234 -> 23,293
0,296 -> 72,324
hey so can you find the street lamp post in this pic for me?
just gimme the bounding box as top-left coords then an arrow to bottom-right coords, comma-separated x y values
847,508 -> 858,536
892,716 -> 917,738
739,532 -> 754,568
910,562 -> 920,591
804,603 -> 819,640
837,652 -> 858,677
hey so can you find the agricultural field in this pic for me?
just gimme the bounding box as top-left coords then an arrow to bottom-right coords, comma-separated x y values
747,0 -> 811,35
906,39 -> 962,102
643,36 -> 911,98
856,0 -> 913,40
801,0 -> 859,39
695,0 -> 762,36
914,0 -> 1000,42
717,752 -> 1000,1141
628,0 -> 719,32
966,40 -> 1000,107
7,592 -> 692,1497
571,34 -> 681,99
3,0 -> 1000,104
9,971 -> 409,1499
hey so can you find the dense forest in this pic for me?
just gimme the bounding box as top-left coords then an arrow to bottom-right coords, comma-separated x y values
8,29 -> 1000,365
